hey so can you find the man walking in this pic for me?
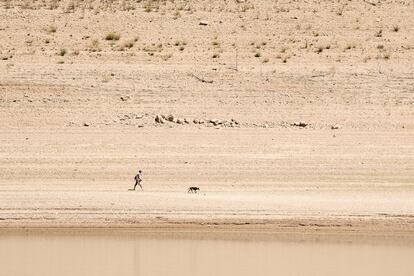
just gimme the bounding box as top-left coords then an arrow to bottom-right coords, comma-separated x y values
133,170 -> 143,191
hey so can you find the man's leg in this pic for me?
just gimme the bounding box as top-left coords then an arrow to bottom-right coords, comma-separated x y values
133,180 -> 138,190
138,180 -> 143,191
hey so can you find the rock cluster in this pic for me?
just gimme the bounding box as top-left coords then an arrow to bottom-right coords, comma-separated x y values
209,118 -> 239,127
118,113 -> 144,121
155,114 -> 240,127
291,121 -> 309,128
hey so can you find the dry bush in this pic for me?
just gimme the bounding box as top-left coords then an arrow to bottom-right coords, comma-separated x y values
46,25 -> 57,34
121,41 -> 135,50
375,29 -> 383,37
88,39 -> 101,52
105,32 -> 121,41
160,53 -> 173,61
58,48 -> 67,56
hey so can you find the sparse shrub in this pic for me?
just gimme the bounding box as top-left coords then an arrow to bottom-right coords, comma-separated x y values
173,11 -> 181,19
254,52 -> 261,58
376,51 -> 391,60
344,43 -> 356,51
58,48 -> 67,56
179,46 -> 185,51
160,53 -> 173,61
212,53 -> 220,58
262,57 -> 269,63
89,39 -> 100,52
122,41 -> 135,49
392,25 -> 399,32
375,29 -> 383,37
315,46 -> 323,53
47,25 -> 57,33
363,56 -> 371,63
105,32 -> 120,41
65,1 -> 75,13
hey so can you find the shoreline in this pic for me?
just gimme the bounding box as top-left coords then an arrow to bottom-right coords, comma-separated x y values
1,189 -> 413,238
2,221 -> 414,246
1,216 -> 413,235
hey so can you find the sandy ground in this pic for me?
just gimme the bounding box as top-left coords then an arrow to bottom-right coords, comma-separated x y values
1,128 -> 413,233
0,0 -> 413,234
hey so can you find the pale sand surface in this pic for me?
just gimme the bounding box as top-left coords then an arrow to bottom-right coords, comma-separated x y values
0,129 -> 413,233
0,1 -> 414,235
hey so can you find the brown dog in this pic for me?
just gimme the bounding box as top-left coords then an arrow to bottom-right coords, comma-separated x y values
187,187 -> 200,193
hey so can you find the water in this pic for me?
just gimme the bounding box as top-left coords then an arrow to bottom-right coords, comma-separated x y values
0,230 -> 413,276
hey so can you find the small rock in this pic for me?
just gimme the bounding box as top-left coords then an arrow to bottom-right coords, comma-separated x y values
83,123 -> 90,127
184,118 -> 190,124
331,124 -> 341,130
120,96 -> 129,101
193,119 -> 199,124
177,118 -> 184,124
155,115 -> 165,123
210,119 -> 222,126
263,123 -> 269,128
167,114 -> 175,122
199,21 -> 208,26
